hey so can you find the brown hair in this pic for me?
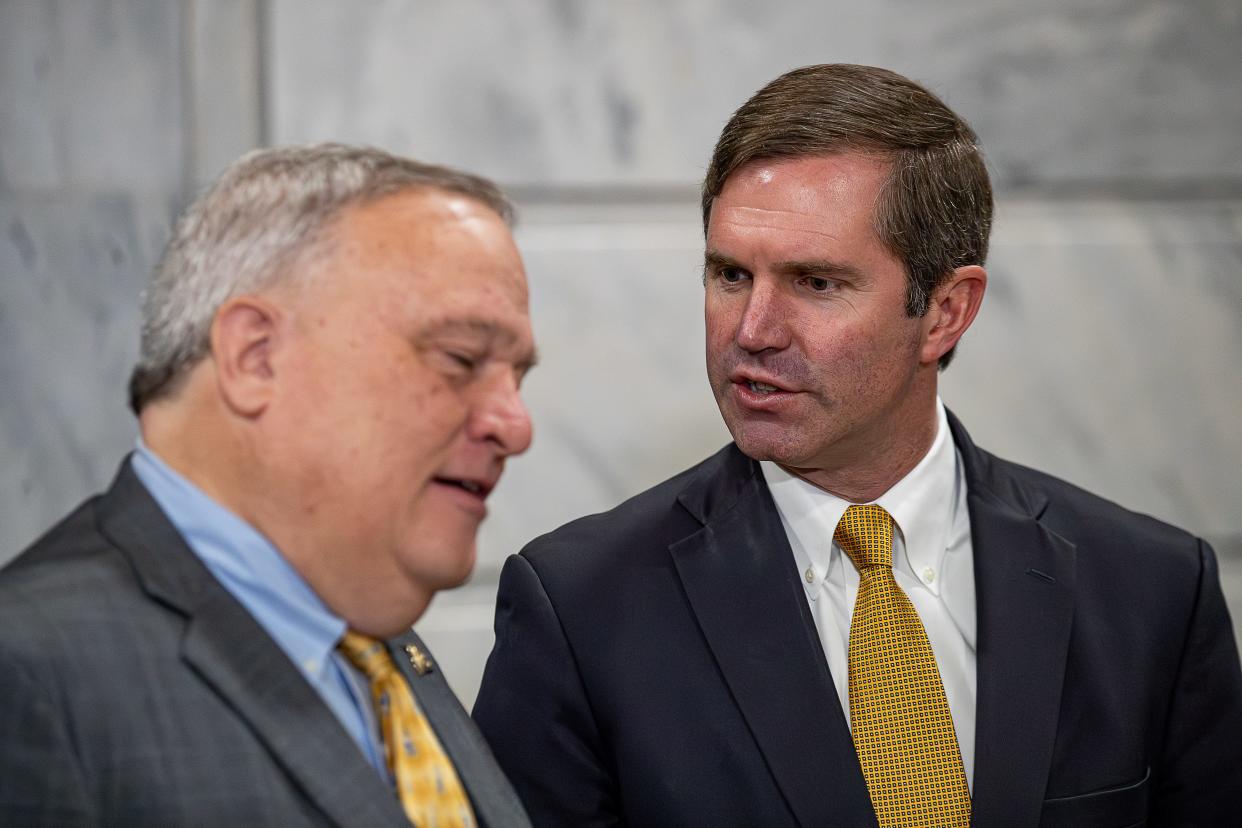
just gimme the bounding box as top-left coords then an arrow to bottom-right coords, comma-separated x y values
702,64 -> 992,368
129,143 -> 514,414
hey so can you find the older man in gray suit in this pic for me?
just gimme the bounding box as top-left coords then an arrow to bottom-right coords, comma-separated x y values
0,144 -> 535,827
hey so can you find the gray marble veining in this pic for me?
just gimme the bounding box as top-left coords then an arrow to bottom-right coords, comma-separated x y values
0,0 -> 185,194
943,199 -> 1242,537
3,0 -> 1240,703
0,193 -> 170,554
268,0 -> 1242,188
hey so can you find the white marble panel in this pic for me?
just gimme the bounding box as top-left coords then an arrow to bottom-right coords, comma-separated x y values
0,194 -> 169,556
942,199 -> 1242,538
187,0 -> 264,188
885,0 -> 1242,186
268,0 -> 1241,187
0,0 -> 185,193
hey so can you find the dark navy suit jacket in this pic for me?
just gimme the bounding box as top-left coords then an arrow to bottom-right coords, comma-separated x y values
474,413 -> 1242,826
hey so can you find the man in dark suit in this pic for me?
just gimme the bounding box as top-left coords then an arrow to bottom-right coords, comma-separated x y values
0,144 -> 535,827
472,65 -> 1242,826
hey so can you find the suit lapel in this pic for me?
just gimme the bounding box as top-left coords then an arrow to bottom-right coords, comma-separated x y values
388,632 -> 530,828
949,415 -> 1076,826
98,461 -> 408,828
669,449 -> 876,828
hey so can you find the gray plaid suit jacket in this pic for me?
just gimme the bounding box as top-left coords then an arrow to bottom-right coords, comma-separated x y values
0,459 -> 530,828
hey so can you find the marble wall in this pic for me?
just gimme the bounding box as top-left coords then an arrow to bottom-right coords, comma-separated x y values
2,0 -> 184,554
3,0 -> 1240,705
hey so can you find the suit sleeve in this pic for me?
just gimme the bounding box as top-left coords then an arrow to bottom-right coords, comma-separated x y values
0,641 -> 96,826
473,554 -> 622,827
1151,539 -> 1242,823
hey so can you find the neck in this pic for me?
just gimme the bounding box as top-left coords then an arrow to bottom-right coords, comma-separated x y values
141,377 -> 433,638
140,392 -> 257,526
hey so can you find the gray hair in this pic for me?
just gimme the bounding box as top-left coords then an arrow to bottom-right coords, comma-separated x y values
129,142 -> 514,413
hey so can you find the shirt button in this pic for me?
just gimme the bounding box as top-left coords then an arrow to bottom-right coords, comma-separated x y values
922,567 -> 936,584
804,567 -> 815,584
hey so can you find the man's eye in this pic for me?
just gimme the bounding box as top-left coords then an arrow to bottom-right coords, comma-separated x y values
447,352 -> 478,371
719,267 -> 749,284
805,276 -> 835,292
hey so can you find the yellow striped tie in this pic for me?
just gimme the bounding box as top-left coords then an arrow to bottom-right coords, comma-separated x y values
338,632 -> 476,828
835,504 -> 971,827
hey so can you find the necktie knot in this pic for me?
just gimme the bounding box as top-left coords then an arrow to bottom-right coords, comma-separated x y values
338,631 -> 397,681
834,503 -> 894,571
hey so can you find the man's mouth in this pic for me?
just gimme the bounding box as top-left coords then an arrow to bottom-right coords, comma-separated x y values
746,380 -> 781,395
728,372 -> 798,409
434,477 -> 491,497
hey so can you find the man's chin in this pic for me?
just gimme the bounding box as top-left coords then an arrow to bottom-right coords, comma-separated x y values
726,422 -> 803,466
392,542 -> 478,610
428,544 -> 479,591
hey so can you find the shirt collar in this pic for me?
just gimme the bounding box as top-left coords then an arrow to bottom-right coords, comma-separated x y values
761,400 -> 958,586
761,461 -> 849,584
875,401 -> 957,579
130,440 -> 346,674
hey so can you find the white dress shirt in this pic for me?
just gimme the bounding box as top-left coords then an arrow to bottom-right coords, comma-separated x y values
761,401 -> 977,788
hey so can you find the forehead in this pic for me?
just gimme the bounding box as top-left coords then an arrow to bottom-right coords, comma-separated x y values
336,188 -> 513,260
325,188 -> 528,304
709,153 -> 891,242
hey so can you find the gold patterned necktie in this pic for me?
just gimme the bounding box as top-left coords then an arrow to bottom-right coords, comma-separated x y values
835,504 -> 971,827
338,632 -> 476,828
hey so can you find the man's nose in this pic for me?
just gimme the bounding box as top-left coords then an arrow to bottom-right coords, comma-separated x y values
735,279 -> 790,353
468,375 -> 533,458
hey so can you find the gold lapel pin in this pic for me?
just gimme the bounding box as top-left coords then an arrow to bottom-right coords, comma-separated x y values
404,643 -> 434,676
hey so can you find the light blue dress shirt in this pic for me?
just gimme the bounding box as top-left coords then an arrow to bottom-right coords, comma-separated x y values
130,440 -> 389,777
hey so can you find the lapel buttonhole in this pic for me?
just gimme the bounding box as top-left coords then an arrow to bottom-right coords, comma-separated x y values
1025,568 -> 1057,584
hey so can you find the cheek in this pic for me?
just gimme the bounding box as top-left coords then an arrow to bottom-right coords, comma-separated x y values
705,304 -> 738,355
392,379 -> 462,428
325,362 -> 468,465
420,394 -> 471,449
843,322 -> 924,396
795,321 -> 889,396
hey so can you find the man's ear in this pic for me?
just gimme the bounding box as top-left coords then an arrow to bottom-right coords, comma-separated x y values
210,295 -> 284,418
920,265 -> 987,365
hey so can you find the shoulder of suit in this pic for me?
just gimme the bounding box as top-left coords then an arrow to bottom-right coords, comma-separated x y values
971,440 -> 1206,569
0,492 -> 121,601
0,492 -> 140,664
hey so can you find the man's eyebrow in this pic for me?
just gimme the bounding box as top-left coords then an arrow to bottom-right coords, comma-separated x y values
424,317 -> 539,372
703,250 -> 865,282
703,250 -> 743,271
425,317 -> 507,338
774,259 -> 865,281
